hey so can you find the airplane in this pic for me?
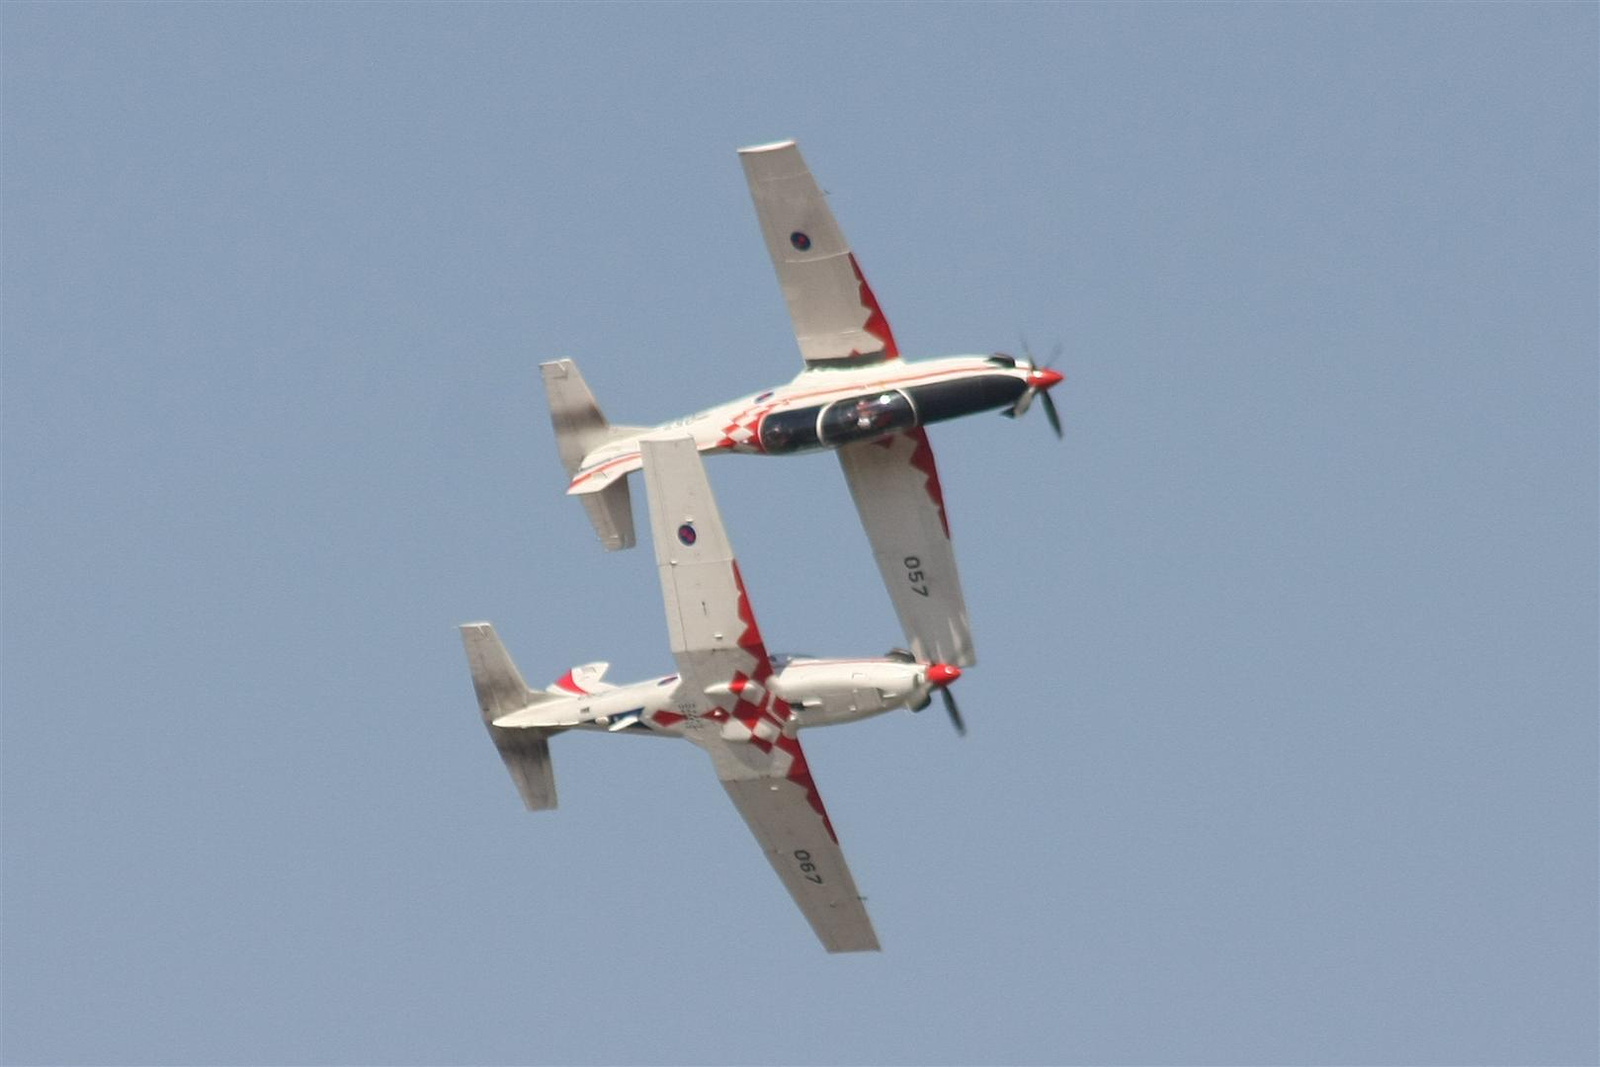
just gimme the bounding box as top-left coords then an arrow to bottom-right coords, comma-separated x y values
542,138 -> 1064,670
460,434 -> 966,952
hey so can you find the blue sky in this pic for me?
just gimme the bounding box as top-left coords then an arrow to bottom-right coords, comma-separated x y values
3,4 -> 1595,1065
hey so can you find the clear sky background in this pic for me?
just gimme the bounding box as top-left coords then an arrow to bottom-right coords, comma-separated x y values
3,5 -> 1595,1065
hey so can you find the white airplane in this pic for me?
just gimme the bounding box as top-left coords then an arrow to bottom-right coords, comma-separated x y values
543,138 -> 1064,670
461,435 -> 965,952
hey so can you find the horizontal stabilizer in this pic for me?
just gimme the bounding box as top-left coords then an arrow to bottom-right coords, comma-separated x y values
493,706 -> 574,729
493,699 -> 628,730
550,661 -> 613,695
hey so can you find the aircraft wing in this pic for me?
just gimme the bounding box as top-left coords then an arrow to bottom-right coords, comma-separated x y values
640,433 -> 759,689
640,434 -> 879,952
701,733 -> 880,953
837,429 -> 976,667
739,140 -> 900,368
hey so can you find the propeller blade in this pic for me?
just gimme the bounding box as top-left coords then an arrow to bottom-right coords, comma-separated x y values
1040,388 -> 1063,439
941,686 -> 967,737
1019,337 -> 1062,374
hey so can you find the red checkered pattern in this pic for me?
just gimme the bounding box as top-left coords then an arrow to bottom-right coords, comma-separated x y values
713,404 -> 775,453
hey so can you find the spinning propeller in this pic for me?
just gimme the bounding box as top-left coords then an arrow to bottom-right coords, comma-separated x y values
891,648 -> 966,736
926,663 -> 965,736
999,339 -> 1065,438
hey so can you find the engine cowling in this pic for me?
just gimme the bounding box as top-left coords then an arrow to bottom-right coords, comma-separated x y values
769,658 -> 928,727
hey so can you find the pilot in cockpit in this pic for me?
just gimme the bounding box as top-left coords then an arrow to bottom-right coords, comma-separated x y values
853,395 -> 896,431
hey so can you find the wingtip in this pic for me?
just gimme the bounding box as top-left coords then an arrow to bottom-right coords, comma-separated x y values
738,138 -> 797,154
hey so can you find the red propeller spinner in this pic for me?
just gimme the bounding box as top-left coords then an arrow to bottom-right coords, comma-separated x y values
923,662 -> 966,736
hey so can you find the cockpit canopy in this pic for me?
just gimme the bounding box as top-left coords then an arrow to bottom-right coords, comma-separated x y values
758,389 -> 917,453
818,390 -> 916,445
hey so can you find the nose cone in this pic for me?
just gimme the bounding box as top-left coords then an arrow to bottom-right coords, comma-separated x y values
926,663 -> 962,687
1027,367 -> 1064,390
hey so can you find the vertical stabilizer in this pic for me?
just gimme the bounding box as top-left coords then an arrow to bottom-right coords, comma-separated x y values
459,622 -> 559,811
541,358 -> 641,551
541,359 -> 614,476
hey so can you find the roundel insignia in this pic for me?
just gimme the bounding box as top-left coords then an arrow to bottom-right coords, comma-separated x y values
789,231 -> 811,251
677,523 -> 697,546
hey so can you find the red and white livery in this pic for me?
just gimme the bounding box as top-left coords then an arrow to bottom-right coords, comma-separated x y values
542,140 -> 1065,670
461,436 -> 965,953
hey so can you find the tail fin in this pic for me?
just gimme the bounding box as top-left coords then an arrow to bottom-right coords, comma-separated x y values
459,622 -> 559,811
541,358 -> 645,551
541,358 -> 619,477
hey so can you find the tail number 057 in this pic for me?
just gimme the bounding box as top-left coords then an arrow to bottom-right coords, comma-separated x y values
904,556 -> 929,597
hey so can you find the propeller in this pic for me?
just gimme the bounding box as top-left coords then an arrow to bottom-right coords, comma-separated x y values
925,663 -> 965,737
894,652 -> 965,732
1002,339 -> 1064,439
940,685 -> 967,737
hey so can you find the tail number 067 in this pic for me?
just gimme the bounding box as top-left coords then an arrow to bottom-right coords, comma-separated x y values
793,849 -> 824,884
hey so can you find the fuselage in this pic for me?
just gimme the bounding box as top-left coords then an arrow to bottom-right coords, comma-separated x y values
567,354 -> 1041,495
497,655 -> 945,737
